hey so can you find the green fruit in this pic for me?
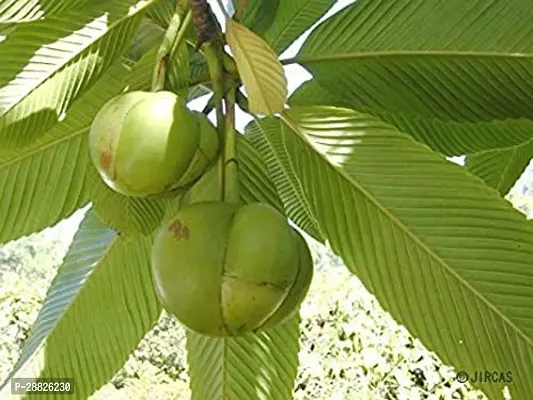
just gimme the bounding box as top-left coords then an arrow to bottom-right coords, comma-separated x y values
174,111 -> 219,188
88,91 -> 218,197
151,201 -> 314,336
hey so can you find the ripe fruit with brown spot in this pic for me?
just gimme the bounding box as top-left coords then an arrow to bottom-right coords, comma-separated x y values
88,91 -> 218,197
151,201 -> 314,336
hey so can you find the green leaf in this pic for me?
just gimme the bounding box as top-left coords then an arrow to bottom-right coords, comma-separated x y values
466,139 -> 533,196
189,50 -> 208,81
187,316 -> 300,400
0,38 -> 155,245
0,0 -> 156,146
290,80 -> 533,156
146,0 -> 179,28
146,0 -> 197,41
123,19 -> 164,63
185,48 -> 210,101
188,84 -> 210,102
0,209 -> 161,399
162,14 -> 190,99
0,0 -> 91,23
295,0 -> 533,122
245,119 -> 324,242
166,43 -> 189,98
90,165 -> 183,235
226,19 -> 288,115
252,106 -> 533,399
237,134 -> 284,212
264,0 -> 334,54
240,0 -> 280,35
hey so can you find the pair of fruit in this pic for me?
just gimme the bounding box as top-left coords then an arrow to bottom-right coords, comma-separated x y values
89,91 -> 313,336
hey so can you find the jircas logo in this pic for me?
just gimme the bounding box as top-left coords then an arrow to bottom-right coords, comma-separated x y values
457,370 -> 513,384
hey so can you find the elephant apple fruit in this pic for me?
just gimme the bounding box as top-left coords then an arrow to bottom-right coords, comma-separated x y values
88,91 -> 218,197
151,201 -> 314,336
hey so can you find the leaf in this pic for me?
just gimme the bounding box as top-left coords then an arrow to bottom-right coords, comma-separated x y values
0,209 -> 161,399
245,119 -> 324,242
166,43 -> 189,98
187,314 -> 300,400
0,0 -> 90,23
146,0 -> 180,28
226,19 -> 287,115
0,38 -> 155,245
187,49 -> 211,100
466,139 -> 533,196
161,13 -> 190,99
251,106 -> 533,399
295,0 -> 533,122
240,0 -> 280,35
189,49 -> 208,81
290,80 -> 533,156
0,0 -> 156,146
188,84 -> 210,102
237,134 -> 284,212
90,164 -> 183,235
123,19 -> 164,63
264,0 -> 334,54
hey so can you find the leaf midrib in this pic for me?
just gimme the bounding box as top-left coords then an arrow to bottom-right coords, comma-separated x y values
280,112 -> 533,350
286,50 -> 533,65
0,126 -> 88,172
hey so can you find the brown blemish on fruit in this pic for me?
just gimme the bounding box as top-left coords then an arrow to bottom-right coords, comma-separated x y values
101,127 -> 118,172
168,220 -> 190,240
100,150 -> 112,170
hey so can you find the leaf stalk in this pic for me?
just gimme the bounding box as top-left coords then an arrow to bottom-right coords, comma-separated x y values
151,7 -> 192,92
223,86 -> 239,203
203,43 -> 227,201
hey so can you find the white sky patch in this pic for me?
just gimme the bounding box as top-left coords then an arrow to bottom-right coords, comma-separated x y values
447,155 -> 466,166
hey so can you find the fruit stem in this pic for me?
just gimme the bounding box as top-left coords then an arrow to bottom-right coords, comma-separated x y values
224,86 -> 239,204
151,6 -> 192,92
203,42 -> 226,201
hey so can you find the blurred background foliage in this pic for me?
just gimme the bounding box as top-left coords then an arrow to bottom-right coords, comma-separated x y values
1,165 -> 531,400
